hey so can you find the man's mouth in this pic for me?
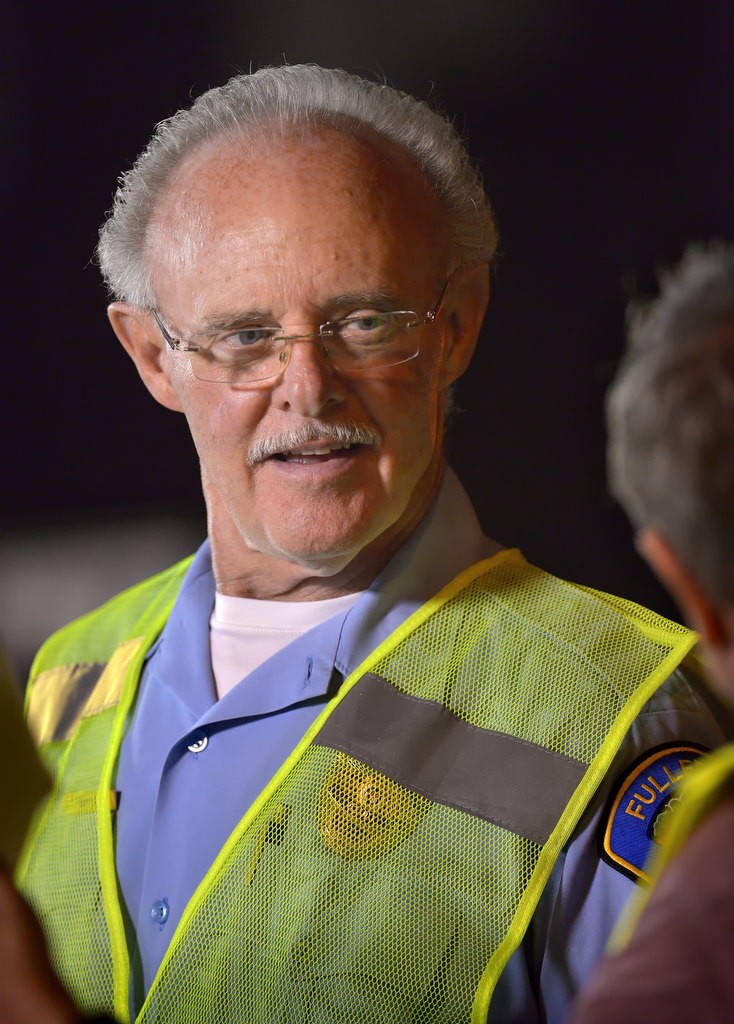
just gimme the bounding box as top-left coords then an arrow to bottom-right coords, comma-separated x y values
274,441 -> 358,461
247,424 -> 381,467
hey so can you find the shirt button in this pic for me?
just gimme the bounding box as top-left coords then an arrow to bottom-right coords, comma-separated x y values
187,731 -> 208,754
151,898 -> 169,927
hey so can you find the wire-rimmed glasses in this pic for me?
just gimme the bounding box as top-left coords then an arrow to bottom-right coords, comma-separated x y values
150,278 -> 451,384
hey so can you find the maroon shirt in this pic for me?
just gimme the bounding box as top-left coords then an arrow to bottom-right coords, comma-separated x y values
566,796 -> 734,1024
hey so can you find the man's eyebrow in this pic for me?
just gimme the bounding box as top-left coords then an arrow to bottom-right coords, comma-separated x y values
196,290 -> 404,332
197,310 -> 272,332
329,289 -> 401,311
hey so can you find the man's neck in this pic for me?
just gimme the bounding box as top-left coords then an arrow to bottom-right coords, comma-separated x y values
208,489 -> 441,602
211,548 -> 384,602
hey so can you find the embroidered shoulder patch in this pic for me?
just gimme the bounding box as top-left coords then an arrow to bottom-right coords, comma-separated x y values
602,743 -> 708,882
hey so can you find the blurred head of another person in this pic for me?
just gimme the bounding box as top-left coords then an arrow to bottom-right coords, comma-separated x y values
607,242 -> 734,702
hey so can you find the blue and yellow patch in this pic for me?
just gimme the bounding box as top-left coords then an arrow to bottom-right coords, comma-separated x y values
602,743 -> 708,882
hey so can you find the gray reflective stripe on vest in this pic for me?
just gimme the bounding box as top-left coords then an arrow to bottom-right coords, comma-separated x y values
317,671 -> 587,844
28,663 -> 106,745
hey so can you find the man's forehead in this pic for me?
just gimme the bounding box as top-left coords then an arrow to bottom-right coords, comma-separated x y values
155,125 -> 441,235
146,125 -> 449,292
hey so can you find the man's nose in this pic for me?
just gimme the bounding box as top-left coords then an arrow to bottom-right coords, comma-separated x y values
272,336 -> 347,417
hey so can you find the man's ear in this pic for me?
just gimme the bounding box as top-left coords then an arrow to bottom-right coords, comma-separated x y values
439,262 -> 490,388
108,302 -> 184,412
636,528 -> 727,645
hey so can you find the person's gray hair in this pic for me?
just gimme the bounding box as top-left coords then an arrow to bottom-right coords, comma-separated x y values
606,241 -> 734,603
97,64 -> 498,308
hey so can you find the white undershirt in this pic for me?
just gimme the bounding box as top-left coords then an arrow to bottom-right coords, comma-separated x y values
209,589 -> 363,698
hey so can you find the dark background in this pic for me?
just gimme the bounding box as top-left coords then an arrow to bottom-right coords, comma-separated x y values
4,0 -> 734,681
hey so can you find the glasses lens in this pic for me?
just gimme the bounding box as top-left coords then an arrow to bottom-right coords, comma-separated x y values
188,328 -> 285,383
326,312 -> 420,373
188,350 -> 283,383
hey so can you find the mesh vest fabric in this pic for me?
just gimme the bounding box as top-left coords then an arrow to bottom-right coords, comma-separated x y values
18,549 -> 695,1024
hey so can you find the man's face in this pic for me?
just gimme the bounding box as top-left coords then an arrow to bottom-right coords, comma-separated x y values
127,128 -> 480,589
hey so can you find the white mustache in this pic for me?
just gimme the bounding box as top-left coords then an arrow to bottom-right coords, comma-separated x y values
246,422 -> 382,466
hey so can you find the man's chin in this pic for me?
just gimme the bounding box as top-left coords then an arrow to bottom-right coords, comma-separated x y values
267,540 -> 363,577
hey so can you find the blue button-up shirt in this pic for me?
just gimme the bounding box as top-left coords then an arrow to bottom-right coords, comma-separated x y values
115,468 -> 728,1021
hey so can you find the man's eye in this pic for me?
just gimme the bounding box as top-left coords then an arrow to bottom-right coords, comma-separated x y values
337,314 -> 393,344
349,314 -> 390,332
219,328 -> 275,349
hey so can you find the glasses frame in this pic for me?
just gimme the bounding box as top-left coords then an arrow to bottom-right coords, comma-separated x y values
149,275 -> 453,384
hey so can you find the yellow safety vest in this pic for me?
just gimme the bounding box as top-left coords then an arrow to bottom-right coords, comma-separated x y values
18,549 -> 696,1024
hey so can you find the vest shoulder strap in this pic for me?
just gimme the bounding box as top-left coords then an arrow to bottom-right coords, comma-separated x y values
28,555 -> 193,682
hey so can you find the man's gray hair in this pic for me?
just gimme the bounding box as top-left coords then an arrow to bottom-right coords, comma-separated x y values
97,64 -> 498,308
607,242 -> 734,603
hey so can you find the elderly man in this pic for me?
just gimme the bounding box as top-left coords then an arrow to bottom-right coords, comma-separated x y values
567,243 -> 734,1023
15,66 -> 729,1024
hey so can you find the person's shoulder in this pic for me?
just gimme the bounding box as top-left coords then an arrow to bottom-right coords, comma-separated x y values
638,651 -> 734,731
29,555 -> 195,681
23,555 -> 197,748
511,558 -> 696,659
672,785 -> 734,885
